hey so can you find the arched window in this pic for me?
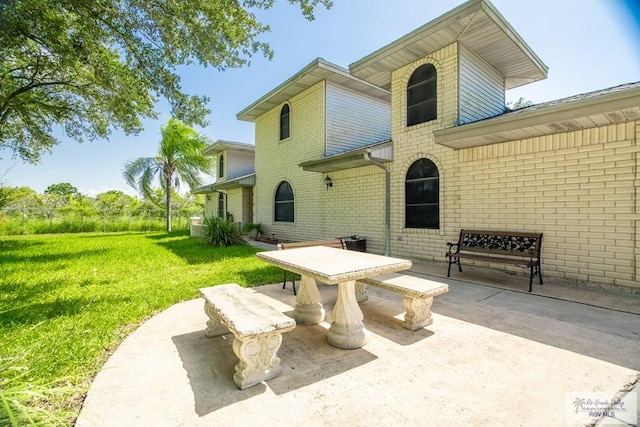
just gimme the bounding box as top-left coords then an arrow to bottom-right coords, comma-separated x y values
407,64 -> 437,126
274,181 -> 294,222
280,104 -> 290,140
405,158 -> 439,229
218,154 -> 224,178
217,193 -> 225,218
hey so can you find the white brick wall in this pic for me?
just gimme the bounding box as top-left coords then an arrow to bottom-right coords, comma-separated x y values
254,82 -> 327,242
388,42 -> 638,290
390,43 -> 459,262
252,81 -> 389,252
450,128 -> 638,287
251,41 -> 639,291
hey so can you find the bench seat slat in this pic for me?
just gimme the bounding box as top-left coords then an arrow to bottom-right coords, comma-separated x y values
277,239 -> 345,250
455,253 -> 537,265
458,246 -> 537,258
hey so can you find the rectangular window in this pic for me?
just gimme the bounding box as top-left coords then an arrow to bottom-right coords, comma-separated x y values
218,194 -> 225,218
275,202 -> 294,222
406,205 -> 439,228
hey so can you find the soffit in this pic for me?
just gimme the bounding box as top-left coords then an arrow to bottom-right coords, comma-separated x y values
237,58 -> 390,122
349,0 -> 547,90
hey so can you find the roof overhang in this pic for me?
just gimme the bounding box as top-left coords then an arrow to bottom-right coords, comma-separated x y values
192,173 -> 256,194
202,140 -> 255,156
299,141 -> 393,173
434,83 -> 640,149
237,58 -> 390,122
349,0 -> 547,91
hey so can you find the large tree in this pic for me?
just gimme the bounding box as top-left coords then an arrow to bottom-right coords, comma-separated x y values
44,182 -> 81,198
95,190 -> 139,216
123,118 -> 212,231
0,0 -> 332,163
0,185 -> 38,210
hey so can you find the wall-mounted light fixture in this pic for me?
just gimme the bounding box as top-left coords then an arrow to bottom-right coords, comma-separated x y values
324,175 -> 333,190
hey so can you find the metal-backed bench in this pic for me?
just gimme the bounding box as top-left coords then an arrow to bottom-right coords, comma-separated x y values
199,283 -> 296,389
446,229 -> 543,292
356,273 -> 449,330
277,238 -> 346,295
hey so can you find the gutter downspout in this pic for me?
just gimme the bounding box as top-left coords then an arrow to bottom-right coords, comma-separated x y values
363,152 -> 390,256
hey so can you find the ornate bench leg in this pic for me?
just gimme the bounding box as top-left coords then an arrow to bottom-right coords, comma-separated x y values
203,303 -> 229,337
232,332 -> 284,390
447,256 -> 462,277
538,263 -> 544,285
402,296 -> 434,331
355,280 -> 368,302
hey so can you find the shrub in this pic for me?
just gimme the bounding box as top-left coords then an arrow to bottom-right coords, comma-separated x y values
203,216 -> 246,247
241,222 -> 263,237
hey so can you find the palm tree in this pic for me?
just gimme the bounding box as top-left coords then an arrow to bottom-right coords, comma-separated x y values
123,118 -> 213,231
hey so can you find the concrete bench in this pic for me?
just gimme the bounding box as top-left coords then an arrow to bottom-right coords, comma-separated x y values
357,273 -> 449,330
199,283 -> 296,389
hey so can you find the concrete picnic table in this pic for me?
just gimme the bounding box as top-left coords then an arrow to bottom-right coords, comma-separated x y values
256,246 -> 412,349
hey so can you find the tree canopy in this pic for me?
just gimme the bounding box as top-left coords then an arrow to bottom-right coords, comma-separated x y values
44,182 -> 80,198
507,97 -> 534,110
0,0 -> 332,163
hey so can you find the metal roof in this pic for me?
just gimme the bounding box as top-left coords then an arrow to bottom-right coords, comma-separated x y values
237,58 -> 390,122
202,140 -> 255,156
192,173 -> 256,194
299,140 -> 393,173
434,81 -> 640,149
349,0 -> 547,91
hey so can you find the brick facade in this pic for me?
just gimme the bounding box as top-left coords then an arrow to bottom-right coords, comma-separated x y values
254,82 -> 327,242
248,40 -> 638,292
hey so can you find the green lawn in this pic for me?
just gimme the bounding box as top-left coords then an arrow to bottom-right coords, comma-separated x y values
0,231 -> 283,426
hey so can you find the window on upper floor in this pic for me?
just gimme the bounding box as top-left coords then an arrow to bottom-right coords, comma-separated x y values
405,158 -> 439,229
280,104 -> 290,140
217,193 -> 225,218
218,154 -> 224,178
274,181 -> 294,222
407,64 -> 437,126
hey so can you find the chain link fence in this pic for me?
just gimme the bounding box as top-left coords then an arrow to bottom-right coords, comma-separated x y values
0,207 -> 203,235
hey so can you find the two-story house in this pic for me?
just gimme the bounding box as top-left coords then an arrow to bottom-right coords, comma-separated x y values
192,140 -> 256,227
237,58 -> 392,245
237,0 -> 640,294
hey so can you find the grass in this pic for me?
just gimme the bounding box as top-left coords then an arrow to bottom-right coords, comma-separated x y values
0,231 -> 283,426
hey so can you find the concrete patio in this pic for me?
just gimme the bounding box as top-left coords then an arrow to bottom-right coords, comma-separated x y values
76,249 -> 640,426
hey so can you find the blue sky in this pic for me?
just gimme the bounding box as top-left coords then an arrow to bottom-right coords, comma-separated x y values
1,0 -> 639,196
